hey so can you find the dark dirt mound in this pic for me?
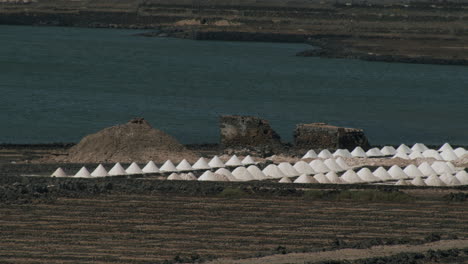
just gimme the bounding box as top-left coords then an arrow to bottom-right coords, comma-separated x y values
39,118 -> 198,164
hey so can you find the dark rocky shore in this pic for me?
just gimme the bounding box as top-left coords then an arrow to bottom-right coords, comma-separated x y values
1,0 -> 468,66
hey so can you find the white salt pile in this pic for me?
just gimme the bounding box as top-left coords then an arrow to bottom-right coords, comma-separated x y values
302,150 -> 318,159
313,173 -> 331,184
167,173 -> 182,180
74,166 -> 91,178
293,161 -> 316,175
294,174 -> 318,184
142,161 -> 159,173
51,167 -> 67,177
108,162 -> 127,176
373,167 -> 392,181
247,165 -> 268,180
278,162 -> 300,177
192,157 -> 210,170
309,160 -> 330,173
176,159 -> 193,171
225,155 -> 243,166
208,155 -> 225,168
318,149 -> 333,159
263,164 -> 286,179
91,164 -> 108,177
241,155 -> 256,165
232,167 -> 255,181
126,162 -> 143,174
160,160 -> 178,172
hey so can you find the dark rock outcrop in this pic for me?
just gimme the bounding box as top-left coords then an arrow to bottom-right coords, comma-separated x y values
220,115 -> 282,149
294,123 -> 370,150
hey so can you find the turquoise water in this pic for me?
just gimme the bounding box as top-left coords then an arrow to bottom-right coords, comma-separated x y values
1,25 -> 467,145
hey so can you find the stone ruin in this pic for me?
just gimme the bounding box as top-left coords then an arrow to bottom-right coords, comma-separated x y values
219,116 -> 370,152
219,115 -> 283,155
294,122 -> 370,150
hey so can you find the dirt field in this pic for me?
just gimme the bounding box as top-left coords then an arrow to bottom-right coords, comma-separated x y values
0,175 -> 467,263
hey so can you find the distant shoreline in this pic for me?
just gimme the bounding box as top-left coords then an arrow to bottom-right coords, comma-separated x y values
1,0 -> 467,66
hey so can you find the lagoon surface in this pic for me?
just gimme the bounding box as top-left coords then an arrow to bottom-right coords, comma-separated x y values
1,25 -> 467,145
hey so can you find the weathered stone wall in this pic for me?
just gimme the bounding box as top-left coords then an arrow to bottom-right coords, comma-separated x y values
294,123 -> 370,150
219,115 -> 282,148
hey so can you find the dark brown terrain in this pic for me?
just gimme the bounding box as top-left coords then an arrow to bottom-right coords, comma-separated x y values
1,144 -> 468,263
1,0 -> 468,65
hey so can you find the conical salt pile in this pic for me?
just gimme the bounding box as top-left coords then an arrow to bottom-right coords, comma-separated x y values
445,176 -> 462,186
388,165 -> 409,179
422,150 -> 443,160
247,165 -> 268,180
232,167 -> 255,181
351,147 -> 367,158
418,162 -> 437,176
324,159 -> 344,172
142,161 -> 160,173
262,164 -> 286,179
318,149 -> 333,159
241,155 -> 256,165
356,168 -> 380,182
278,162 -> 300,177
74,166 -> 91,178
380,146 -> 396,156
208,156 -> 225,168
366,148 -> 384,157
325,171 -> 343,184
455,170 -> 468,184
160,160 -> 178,172
279,177 -> 292,183
176,159 -> 193,171
446,162 -> 456,171
439,143 -> 453,152
309,160 -> 330,173
302,150 -> 318,159
425,175 -> 446,186
51,167 -> 67,177
333,149 -> 353,158
409,151 -> 424,160
225,155 -> 243,167
395,179 -> 409,186
439,173 -> 453,185
373,167 -> 392,181
215,168 -> 238,181
126,162 -> 143,174
392,152 -> 410,160
396,144 -> 412,154
167,173 -> 182,180
91,164 -> 108,177
198,171 -> 228,182
454,147 -> 467,158
403,164 -> 424,178
341,170 -> 363,183
192,157 -> 210,170
180,172 -> 197,181
431,161 -> 453,174
294,174 -> 318,184
411,143 -> 429,153
108,162 -> 127,176
314,173 -> 331,184
411,176 -> 426,186
293,161 -> 316,175
336,157 -> 350,170
441,149 -> 459,161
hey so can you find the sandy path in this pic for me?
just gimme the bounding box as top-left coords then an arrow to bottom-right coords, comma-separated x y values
207,239 -> 468,264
